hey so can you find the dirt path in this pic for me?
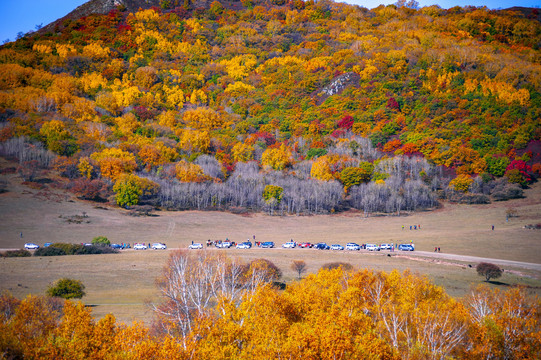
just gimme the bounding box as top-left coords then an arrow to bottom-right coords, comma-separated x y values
403,250 -> 541,272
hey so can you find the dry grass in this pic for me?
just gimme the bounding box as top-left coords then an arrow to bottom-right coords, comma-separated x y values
1,160 -> 541,324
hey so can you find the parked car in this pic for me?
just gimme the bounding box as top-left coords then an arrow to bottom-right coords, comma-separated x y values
134,243 -> 147,250
379,243 -> 392,251
111,243 -> 123,249
398,244 -> 414,251
345,243 -> 360,251
299,242 -> 313,248
216,241 -> 231,248
260,241 -> 275,248
365,244 -> 380,251
24,243 -> 39,250
282,241 -> 296,248
43,242 -> 52,248
189,243 -> 203,249
315,243 -> 330,250
236,242 -> 252,249
331,244 -> 344,250
152,243 -> 167,250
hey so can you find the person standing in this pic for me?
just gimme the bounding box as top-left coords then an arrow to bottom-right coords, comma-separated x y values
492,225 -> 494,231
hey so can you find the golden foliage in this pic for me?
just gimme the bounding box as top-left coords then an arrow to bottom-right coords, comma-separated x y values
175,160 -> 209,182
232,142 -> 254,162
90,147 -> 137,180
177,129 -> 210,154
224,81 -> 255,96
78,157 -> 94,179
183,107 -> 224,130
220,55 -> 257,80
311,156 -> 334,181
449,174 -> 473,192
82,42 -> 111,60
261,144 -> 293,170
114,113 -> 140,136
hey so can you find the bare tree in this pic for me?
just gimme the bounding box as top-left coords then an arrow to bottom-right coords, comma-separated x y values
291,260 -> 307,279
152,250 -> 279,346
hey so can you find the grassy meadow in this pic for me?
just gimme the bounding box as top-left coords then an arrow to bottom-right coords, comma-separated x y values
1,169 -> 541,324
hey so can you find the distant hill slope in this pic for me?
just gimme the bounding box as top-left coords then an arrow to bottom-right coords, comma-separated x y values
41,0 -> 162,34
1,0 -> 540,215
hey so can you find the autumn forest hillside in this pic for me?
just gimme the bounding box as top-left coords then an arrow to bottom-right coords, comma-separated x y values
0,0 -> 540,214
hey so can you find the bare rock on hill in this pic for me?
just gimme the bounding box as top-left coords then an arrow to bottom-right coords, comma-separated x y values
313,72 -> 360,105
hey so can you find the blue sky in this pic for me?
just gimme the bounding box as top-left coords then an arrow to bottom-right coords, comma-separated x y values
0,0 -> 539,44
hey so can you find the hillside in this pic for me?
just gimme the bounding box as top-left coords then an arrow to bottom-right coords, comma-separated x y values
0,0 -> 540,214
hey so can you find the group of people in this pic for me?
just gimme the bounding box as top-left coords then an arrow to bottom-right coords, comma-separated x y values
402,225 -> 421,230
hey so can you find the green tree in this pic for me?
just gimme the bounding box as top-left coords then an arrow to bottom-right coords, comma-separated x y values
340,167 -> 367,191
92,236 -> 110,246
476,262 -> 503,282
113,174 -> 142,208
262,185 -> 283,204
485,155 -> 510,177
47,278 -> 85,299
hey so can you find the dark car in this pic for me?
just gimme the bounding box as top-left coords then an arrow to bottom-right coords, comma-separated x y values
261,241 -> 275,248
398,244 -> 414,251
315,243 -> 330,250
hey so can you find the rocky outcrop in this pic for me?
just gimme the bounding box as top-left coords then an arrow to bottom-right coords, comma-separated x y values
313,72 -> 360,105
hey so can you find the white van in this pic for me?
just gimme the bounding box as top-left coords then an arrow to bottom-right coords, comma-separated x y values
365,244 -> 380,251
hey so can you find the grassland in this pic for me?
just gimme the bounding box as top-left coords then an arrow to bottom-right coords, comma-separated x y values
1,166 -> 540,324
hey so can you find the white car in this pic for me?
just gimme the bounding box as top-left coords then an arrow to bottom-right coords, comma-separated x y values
189,243 -> 203,249
152,243 -> 167,250
24,243 -> 39,250
134,243 -> 147,250
236,242 -> 251,249
365,244 -> 380,251
282,242 -> 296,248
379,243 -> 392,251
346,243 -> 360,251
216,241 -> 231,248
331,244 -> 344,250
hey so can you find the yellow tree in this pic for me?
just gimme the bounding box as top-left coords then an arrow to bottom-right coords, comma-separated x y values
261,144 -> 293,170
77,157 -> 94,179
177,129 -> 210,154
183,107 -> 224,131
311,156 -> 334,181
175,160 -> 209,182
90,148 -> 137,181
464,285 -> 541,359
231,142 -> 254,162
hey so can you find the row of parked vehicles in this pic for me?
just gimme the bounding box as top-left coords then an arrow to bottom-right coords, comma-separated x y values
23,242 -> 167,250
283,242 -> 414,251
188,241 -> 414,251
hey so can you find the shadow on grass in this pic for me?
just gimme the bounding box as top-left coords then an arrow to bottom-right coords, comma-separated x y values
486,280 -> 510,286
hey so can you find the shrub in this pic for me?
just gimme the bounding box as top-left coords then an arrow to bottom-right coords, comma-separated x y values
34,247 -> 67,256
92,236 -> 110,246
49,243 -> 83,255
249,259 -> 282,281
321,262 -> 354,271
47,278 -> 85,299
476,262 -> 503,282
491,184 -> 524,201
0,249 -> 31,257
73,245 -> 118,255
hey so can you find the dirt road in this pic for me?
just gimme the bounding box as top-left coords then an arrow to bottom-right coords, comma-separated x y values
404,250 -> 541,272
